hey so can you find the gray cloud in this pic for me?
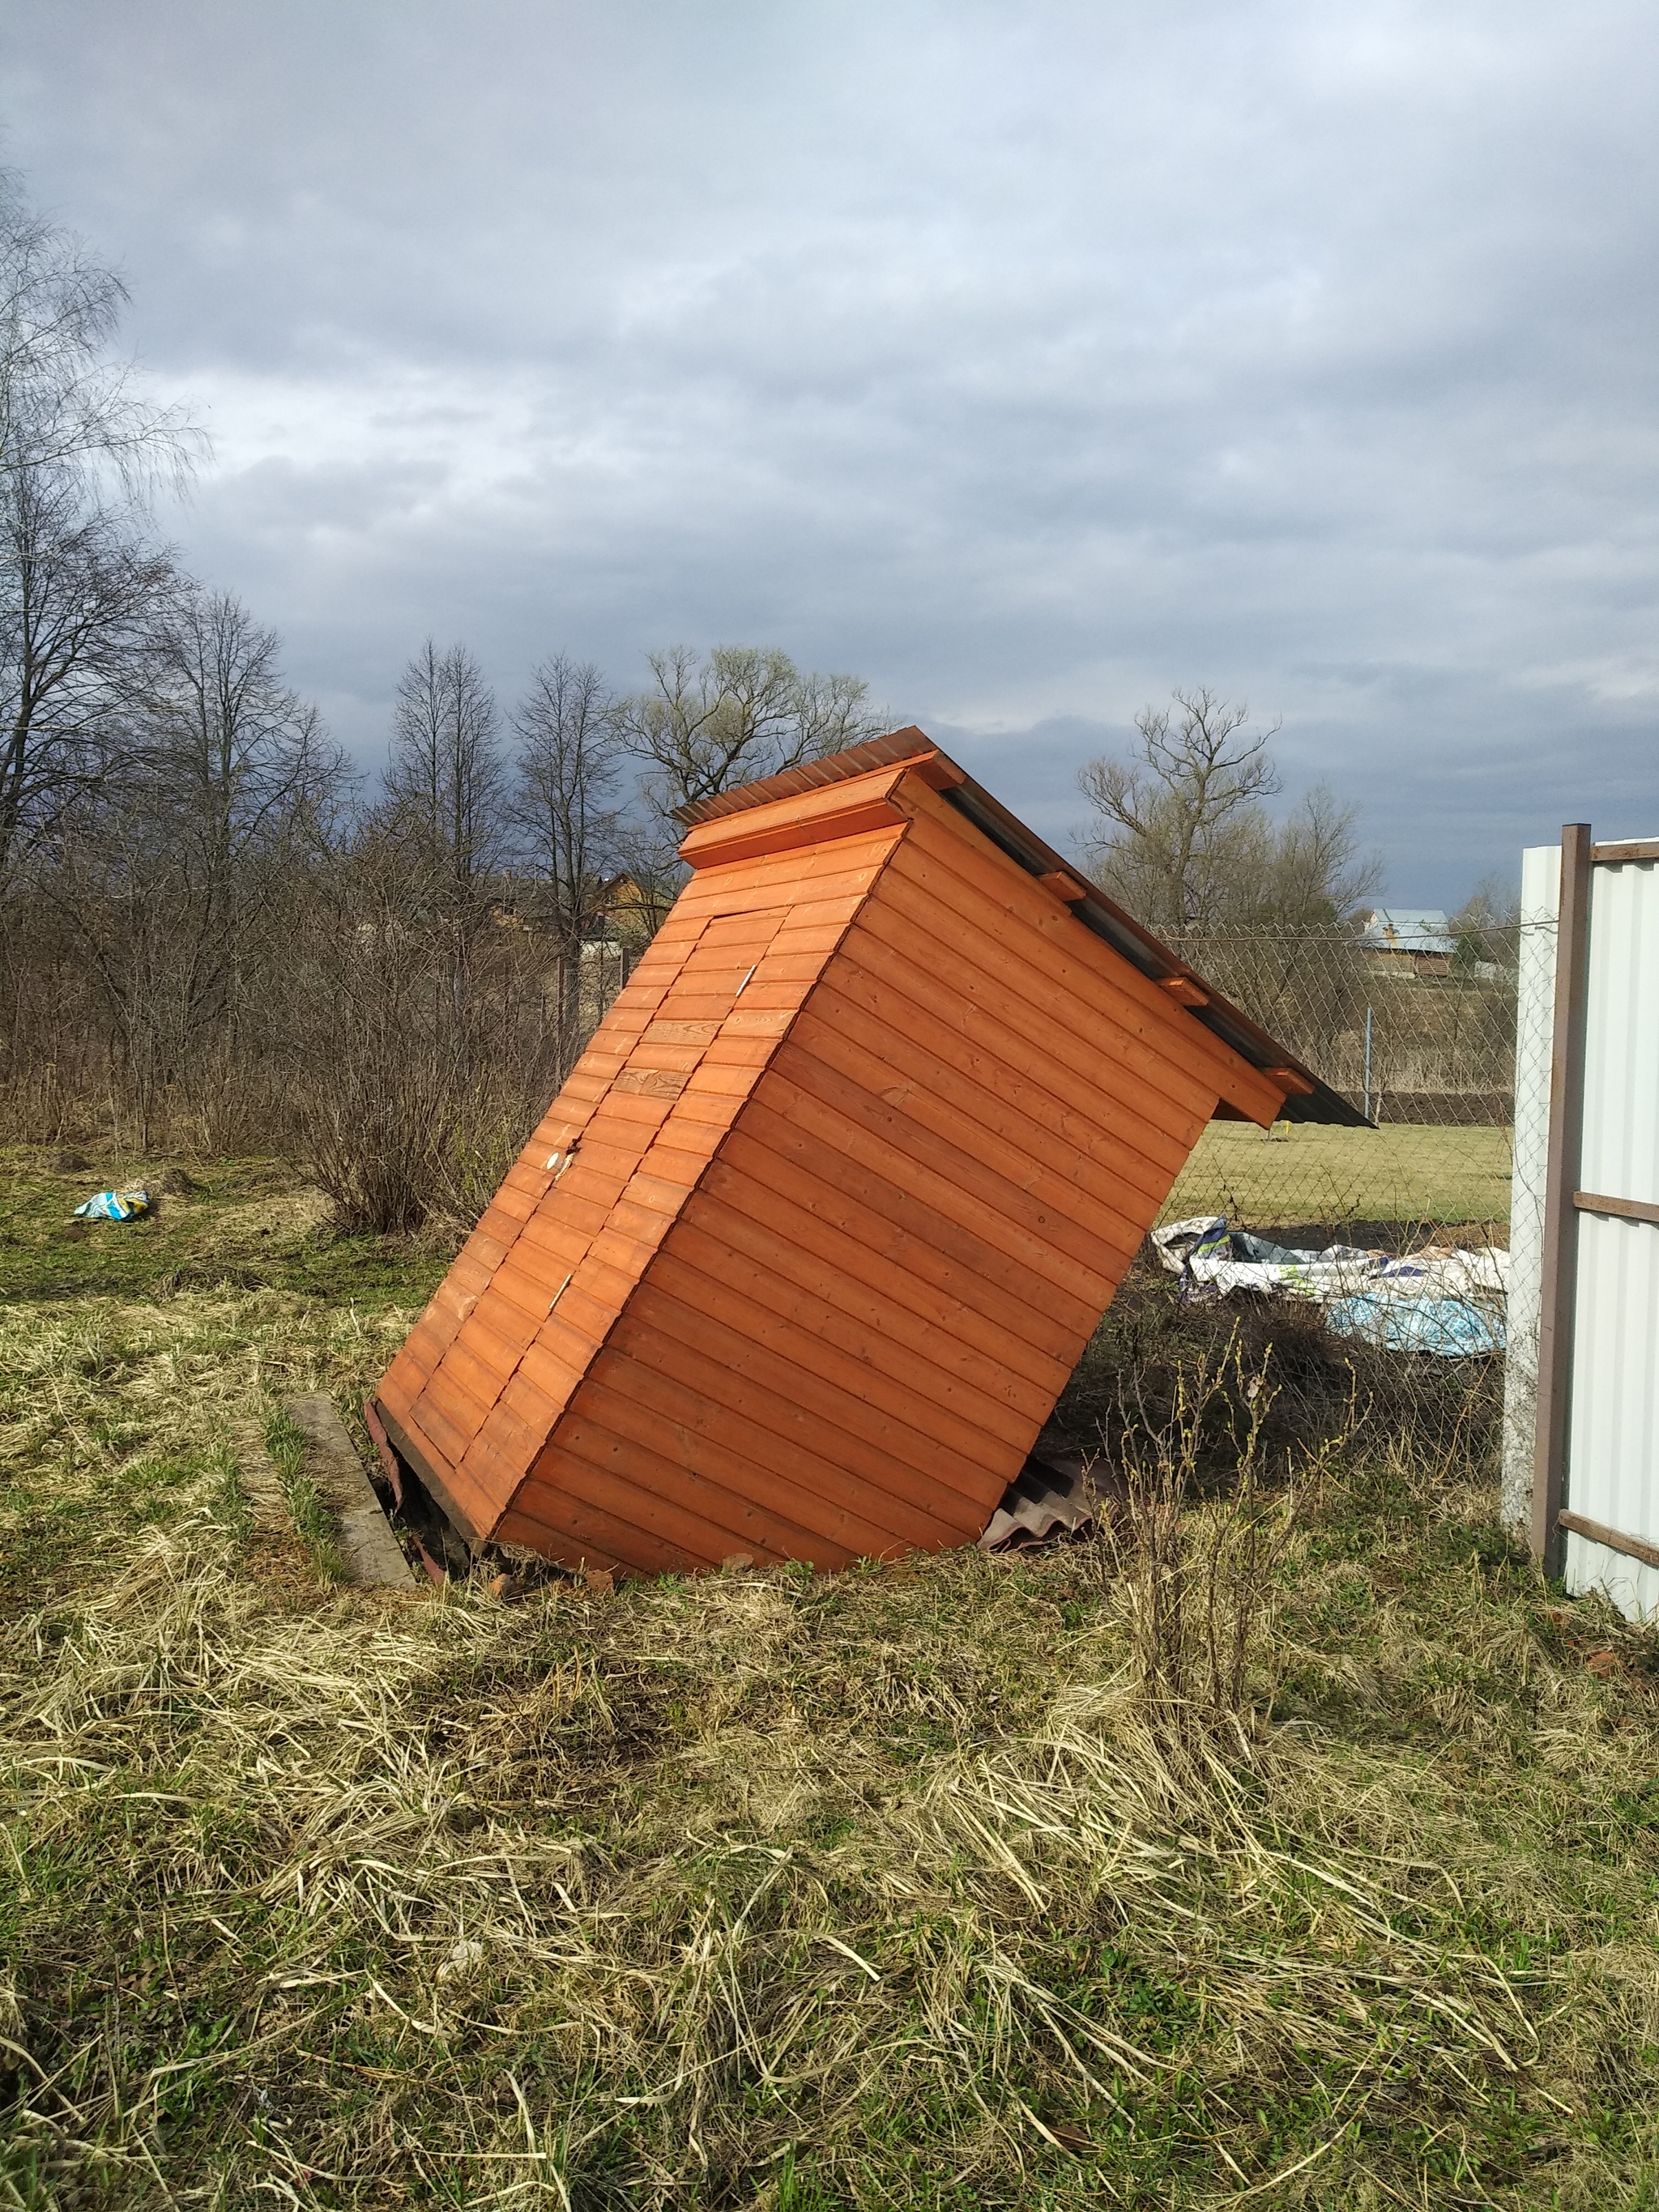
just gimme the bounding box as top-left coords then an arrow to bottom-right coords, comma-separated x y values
5,0 -> 1657,898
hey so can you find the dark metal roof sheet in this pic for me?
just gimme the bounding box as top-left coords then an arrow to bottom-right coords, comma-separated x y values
978,1432 -> 1124,1552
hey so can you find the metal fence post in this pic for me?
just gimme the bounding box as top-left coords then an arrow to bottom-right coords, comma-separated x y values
1363,1004 -> 1373,1123
1530,823 -> 1593,1572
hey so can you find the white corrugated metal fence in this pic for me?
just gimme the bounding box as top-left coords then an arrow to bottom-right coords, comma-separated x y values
1508,833 -> 1659,1617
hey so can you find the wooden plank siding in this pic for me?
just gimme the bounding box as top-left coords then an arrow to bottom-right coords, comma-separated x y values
373,738 -> 1300,1574
373,811 -> 908,1541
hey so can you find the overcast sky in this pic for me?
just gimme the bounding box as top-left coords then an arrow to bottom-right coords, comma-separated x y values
5,1 -> 1657,900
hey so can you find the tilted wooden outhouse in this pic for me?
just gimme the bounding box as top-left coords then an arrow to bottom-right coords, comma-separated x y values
370,728 -> 1361,1575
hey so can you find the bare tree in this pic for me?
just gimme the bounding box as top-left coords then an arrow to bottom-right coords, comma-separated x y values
0,170 -> 201,889
614,644 -> 883,825
42,588 -> 343,1146
1451,873 -> 1520,973
605,811 -> 688,941
1079,689 -> 1281,933
511,654 -> 622,1052
382,639 -> 507,912
1078,691 -> 1383,939
1250,782 -> 1381,930
145,586 -> 343,895
1078,689 -> 1382,936
0,166 -> 199,494
0,463 -> 173,884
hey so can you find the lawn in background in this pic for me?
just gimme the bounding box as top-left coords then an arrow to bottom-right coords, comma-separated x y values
1161,1120 -> 1512,1231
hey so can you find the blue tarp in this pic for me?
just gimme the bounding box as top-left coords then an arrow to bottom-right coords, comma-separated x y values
1151,1215 -> 1508,1357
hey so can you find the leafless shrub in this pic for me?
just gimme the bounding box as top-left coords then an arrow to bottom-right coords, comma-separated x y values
288,856 -> 569,1235
173,1040 -> 284,1161
301,1032 -> 459,1237
435,1074 -> 551,1232
1104,1336 -> 1343,1770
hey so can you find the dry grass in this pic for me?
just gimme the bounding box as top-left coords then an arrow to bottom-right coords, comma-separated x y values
2,1154 -> 1659,2206
6,1497 -> 1659,2208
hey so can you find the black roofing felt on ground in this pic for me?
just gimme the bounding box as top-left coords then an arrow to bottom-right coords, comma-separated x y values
677,728 -> 1371,1130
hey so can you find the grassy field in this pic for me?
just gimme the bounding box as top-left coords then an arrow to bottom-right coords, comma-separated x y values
1160,1122 -> 1514,1233
3,1144 -> 1658,2208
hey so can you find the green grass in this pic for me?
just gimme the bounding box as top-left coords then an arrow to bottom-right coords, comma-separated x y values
0,1145 -> 453,1307
0,1145 -> 439,1622
2,1141 -> 1657,2208
263,1404 -> 348,1585
1161,1120 -> 1513,1230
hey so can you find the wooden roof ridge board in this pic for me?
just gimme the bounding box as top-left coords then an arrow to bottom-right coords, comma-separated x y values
675,726 -> 940,826
678,728 -> 1367,1127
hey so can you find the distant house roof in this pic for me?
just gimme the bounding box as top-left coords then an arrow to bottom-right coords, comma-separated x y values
1359,908 -> 1456,957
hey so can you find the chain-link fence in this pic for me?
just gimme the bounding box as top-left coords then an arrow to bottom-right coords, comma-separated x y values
1158,927 -> 1529,1241
1108,920 -> 1560,1497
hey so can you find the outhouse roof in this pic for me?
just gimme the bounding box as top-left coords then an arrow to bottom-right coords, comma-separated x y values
680,727 -> 1367,1127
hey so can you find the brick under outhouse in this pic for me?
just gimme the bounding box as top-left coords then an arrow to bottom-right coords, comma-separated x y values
370,727 -> 1361,1575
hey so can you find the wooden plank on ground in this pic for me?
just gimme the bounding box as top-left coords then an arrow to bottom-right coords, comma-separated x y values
284,1394 -> 417,1587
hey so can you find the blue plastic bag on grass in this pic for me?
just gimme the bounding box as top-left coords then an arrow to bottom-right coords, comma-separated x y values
73,1186 -> 150,1221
